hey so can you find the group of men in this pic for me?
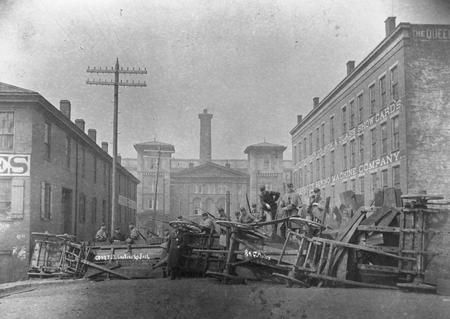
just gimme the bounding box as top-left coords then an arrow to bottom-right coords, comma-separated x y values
95,223 -> 140,244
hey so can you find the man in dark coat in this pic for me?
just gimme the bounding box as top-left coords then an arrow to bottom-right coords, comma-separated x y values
259,185 -> 280,237
167,230 -> 184,280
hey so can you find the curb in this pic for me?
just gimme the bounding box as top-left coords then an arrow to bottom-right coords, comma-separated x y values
0,278 -> 87,296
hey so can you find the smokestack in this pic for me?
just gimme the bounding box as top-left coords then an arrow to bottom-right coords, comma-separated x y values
346,60 -> 355,75
385,17 -> 396,37
87,129 -> 97,143
297,115 -> 303,124
198,108 -> 213,163
60,100 -> 71,119
75,119 -> 85,132
313,97 -> 320,108
101,142 -> 108,153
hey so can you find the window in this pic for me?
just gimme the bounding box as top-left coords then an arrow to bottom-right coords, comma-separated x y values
0,179 -> 12,217
65,136 -> 71,169
359,135 -> 364,164
309,162 -> 313,184
309,133 -> 313,155
44,122 -> 51,160
330,116 -> 335,141
380,75 -> 387,108
369,84 -> 376,115
330,150 -> 335,176
40,182 -> 52,220
371,128 -> 377,160
93,156 -> 97,184
304,165 -> 307,186
391,66 -> 399,101
381,122 -> 388,155
382,170 -> 389,188
350,100 -> 355,129
103,162 -> 107,187
81,147 -> 86,178
371,173 -> 378,194
293,145 -> 297,163
316,127 -> 320,151
298,142 -> 302,161
79,193 -> 86,223
342,106 -> 347,133
0,112 -> 14,151
343,144 -> 347,170
359,176 -> 365,196
343,181 -> 348,191
357,94 -> 364,123
263,158 -> 270,170
392,116 -> 400,151
350,140 -> 356,168
393,166 -> 400,189
321,123 -> 325,148
321,156 -> 325,179
316,158 -> 320,181
351,179 -> 356,192
91,197 -> 97,224
303,137 -> 307,157
102,199 -> 107,224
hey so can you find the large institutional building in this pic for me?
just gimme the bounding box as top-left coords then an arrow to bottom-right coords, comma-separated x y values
290,18 -> 450,209
124,109 -> 293,235
0,82 -> 138,283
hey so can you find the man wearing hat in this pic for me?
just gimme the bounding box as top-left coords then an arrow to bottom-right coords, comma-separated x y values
309,187 -> 325,223
279,183 -> 302,239
259,185 -> 280,236
200,212 -> 215,234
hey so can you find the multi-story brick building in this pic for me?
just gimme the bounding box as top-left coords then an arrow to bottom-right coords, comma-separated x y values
125,109 -> 293,234
0,82 -> 138,283
290,18 -> 450,209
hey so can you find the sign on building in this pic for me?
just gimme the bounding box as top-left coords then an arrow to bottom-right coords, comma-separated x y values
0,154 -> 30,176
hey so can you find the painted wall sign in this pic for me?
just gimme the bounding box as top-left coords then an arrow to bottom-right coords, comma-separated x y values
297,150 -> 401,195
118,195 -> 137,210
0,154 -> 30,176
295,100 -> 401,168
412,27 -> 450,40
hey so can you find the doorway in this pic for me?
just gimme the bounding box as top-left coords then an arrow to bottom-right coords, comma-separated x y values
61,188 -> 73,235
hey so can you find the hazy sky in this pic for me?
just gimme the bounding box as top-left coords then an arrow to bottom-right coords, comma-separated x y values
1,0 -> 449,160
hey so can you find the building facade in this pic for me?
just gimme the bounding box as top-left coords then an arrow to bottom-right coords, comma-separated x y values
0,82 -> 138,283
125,109 -> 293,233
290,18 -> 450,210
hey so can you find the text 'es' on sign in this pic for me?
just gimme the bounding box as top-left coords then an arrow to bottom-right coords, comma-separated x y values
0,154 -> 30,176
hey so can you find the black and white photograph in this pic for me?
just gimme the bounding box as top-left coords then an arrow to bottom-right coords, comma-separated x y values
0,0 -> 450,318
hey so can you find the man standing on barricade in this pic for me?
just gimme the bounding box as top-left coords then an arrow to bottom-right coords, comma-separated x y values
279,183 -> 302,239
259,185 -> 280,239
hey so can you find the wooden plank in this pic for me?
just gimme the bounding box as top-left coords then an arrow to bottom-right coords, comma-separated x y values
377,208 -> 400,226
85,264 -> 121,278
308,273 -> 398,290
272,273 -> 309,287
357,225 -> 400,233
357,264 -> 400,274
81,260 -> 131,279
360,207 -> 391,226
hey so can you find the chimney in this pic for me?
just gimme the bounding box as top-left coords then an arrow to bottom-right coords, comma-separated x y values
75,119 -> 85,131
346,60 -> 355,75
189,162 -> 194,168
385,17 -> 396,37
297,115 -> 303,124
117,155 -> 122,165
101,142 -> 108,153
313,97 -> 320,108
198,108 -> 213,163
60,100 -> 71,119
87,129 -> 97,143
225,162 -> 231,168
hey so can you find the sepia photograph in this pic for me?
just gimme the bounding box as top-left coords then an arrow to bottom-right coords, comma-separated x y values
0,0 -> 450,318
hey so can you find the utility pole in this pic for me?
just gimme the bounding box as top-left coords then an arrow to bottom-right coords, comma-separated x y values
87,58 -> 146,236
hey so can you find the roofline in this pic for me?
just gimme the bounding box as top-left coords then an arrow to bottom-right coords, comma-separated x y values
172,161 -> 250,177
244,145 -> 287,154
0,90 -> 139,184
289,22 -> 412,136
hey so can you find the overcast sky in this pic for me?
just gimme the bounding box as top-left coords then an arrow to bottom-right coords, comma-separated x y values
1,0 -> 449,160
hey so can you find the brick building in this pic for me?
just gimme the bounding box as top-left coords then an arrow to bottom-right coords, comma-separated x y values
0,82 -> 138,283
125,109 -> 292,234
290,18 -> 450,209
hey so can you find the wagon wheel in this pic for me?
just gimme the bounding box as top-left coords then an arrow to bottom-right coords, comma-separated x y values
169,220 -> 203,234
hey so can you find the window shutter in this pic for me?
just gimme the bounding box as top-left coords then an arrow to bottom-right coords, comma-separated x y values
11,179 -> 24,218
